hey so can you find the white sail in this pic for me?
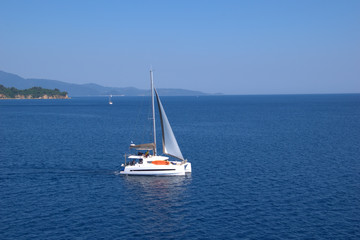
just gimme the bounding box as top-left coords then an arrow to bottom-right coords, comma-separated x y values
154,89 -> 184,160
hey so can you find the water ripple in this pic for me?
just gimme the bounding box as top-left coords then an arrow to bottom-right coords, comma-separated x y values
1,96 -> 360,239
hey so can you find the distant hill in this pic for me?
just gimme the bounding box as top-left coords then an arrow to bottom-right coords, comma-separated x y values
0,70 -> 209,96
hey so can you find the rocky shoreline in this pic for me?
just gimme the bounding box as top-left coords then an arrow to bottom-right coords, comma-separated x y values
0,94 -> 70,99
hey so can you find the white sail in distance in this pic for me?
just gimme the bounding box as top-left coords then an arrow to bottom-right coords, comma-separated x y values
154,89 -> 184,161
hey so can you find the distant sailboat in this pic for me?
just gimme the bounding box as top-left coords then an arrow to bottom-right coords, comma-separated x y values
120,70 -> 191,176
109,95 -> 113,105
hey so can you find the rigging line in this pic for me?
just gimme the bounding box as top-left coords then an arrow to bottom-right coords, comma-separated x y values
140,94 -> 153,145
127,96 -> 147,150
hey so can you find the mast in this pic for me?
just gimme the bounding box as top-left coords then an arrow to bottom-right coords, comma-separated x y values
150,70 -> 157,155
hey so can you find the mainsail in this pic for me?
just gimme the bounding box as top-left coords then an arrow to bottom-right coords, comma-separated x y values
154,89 -> 184,160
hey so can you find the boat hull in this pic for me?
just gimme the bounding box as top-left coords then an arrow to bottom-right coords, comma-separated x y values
120,162 -> 191,176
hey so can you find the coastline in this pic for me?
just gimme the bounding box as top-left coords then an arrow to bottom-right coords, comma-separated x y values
0,95 -> 70,100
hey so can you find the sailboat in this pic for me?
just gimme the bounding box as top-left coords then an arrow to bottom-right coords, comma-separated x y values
109,95 -> 113,105
120,70 -> 192,176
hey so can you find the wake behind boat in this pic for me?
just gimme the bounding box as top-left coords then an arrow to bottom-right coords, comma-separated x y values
120,70 -> 191,176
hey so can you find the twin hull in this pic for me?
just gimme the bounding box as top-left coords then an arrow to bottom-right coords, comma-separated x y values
120,162 -> 192,176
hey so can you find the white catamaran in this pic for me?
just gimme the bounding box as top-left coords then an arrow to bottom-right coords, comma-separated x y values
120,70 -> 191,176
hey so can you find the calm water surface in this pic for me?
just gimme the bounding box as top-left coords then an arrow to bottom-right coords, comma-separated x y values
1,95 -> 359,239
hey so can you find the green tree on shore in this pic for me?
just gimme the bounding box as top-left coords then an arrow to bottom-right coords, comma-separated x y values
0,84 -> 68,98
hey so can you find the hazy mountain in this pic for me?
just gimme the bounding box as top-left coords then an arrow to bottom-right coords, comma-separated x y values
0,70 -> 210,96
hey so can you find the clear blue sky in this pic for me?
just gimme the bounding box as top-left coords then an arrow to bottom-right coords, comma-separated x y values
0,0 -> 359,94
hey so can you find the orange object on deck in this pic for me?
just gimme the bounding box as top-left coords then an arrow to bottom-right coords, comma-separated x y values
151,160 -> 170,165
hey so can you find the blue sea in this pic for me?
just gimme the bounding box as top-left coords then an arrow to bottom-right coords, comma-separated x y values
1,95 -> 359,239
